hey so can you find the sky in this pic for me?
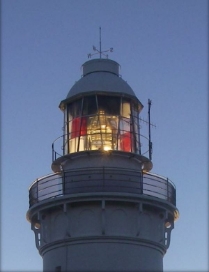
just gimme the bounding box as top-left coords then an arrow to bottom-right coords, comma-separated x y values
1,0 -> 208,271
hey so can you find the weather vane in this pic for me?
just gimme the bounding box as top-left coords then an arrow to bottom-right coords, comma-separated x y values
88,27 -> 113,59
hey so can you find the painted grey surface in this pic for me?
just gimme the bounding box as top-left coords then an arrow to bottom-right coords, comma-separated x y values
32,197 -> 171,272
27,58 -> 178,272
65,59 -> 137,100
28,153 -> 175,272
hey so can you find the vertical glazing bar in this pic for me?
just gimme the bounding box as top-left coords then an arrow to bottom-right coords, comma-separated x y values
96,95 -> 104,150
130,102 -> 137,153
77,97 -> 84,152
137,108 -> 141,155
67,107 -> 70,154
116,96 -> 122,151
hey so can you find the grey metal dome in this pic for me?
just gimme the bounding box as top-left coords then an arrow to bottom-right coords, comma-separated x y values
65,58 -> 137,100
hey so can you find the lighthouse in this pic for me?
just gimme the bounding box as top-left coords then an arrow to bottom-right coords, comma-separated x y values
26,56 -> 179,272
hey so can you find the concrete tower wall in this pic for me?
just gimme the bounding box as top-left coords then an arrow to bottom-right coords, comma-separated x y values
32,197 -> 172,272
29,151 -> 175,272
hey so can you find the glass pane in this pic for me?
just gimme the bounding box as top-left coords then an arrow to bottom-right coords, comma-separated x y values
131,102 -> 140,154
71,117 -> 87,138
63,95 -> 141,155
121,99 -> 130,118
119,99 -> 131,152
87,112 -> 118,151
83,95 -> 97,115
119,117 -> 131,152
64,108 -> 68,154
67,99 -> 83,153
68,117 -> 87,152
68,99 -> 82,120
97,95 -> 120,115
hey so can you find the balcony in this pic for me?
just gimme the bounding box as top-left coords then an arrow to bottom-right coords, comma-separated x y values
28,167 -> 176,208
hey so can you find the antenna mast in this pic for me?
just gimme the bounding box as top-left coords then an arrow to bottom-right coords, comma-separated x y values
99,27 -> 102,59
148,99 -> 153,161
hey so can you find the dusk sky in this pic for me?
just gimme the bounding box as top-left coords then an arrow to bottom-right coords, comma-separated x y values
2,0 -> 208,271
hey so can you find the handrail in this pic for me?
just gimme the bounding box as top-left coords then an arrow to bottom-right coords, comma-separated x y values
52,132 -> 149,162
28,168 -> 176,207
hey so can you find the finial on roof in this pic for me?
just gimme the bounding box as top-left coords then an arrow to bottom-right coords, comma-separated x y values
88,27 -> 113,59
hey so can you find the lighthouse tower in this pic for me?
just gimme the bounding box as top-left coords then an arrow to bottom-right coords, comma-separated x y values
27,57 -> 179,272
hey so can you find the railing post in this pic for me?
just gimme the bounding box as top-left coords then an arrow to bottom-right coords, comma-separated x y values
63,171 -> 65,196
141,170 -> 144,195
62,132 -> 65,156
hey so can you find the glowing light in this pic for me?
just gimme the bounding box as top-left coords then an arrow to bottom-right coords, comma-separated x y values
103,146 -> 111,151
65,96 -> 138,154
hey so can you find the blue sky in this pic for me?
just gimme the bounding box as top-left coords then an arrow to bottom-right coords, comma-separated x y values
1,0 -> 208,271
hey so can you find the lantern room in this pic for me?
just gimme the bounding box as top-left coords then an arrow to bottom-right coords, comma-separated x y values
59,58 -> 144,156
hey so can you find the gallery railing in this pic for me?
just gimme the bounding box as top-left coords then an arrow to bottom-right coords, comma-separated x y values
52,131 -> 149,161
28,167 -> 176,208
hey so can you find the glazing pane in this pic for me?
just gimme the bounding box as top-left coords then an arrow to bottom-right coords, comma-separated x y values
132,102 -> 140,154
121,99 -> 130,118
83,95 -> 97,115
63,95 -> 141,154
119,117 -> 131,152
97,95 -> 120,115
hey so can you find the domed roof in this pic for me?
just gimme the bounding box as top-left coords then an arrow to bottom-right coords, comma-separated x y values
65,59 -> 138,101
